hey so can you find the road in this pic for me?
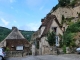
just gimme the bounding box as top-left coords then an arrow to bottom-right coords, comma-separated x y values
7,54 -> 80,60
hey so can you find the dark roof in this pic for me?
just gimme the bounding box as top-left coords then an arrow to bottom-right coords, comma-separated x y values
40,14 -> 62,37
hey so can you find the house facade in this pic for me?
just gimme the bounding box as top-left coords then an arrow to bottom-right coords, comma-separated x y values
0,27 -> 30,52
30,30 -> 41,55
31,14 -> 64,55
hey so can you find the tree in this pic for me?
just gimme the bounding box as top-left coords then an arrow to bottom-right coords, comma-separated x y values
46,31 -> 56,54
59,0 -> 70,7
63,21 -> 80,47
70,0 -> 76,7
47,31 -> 56,46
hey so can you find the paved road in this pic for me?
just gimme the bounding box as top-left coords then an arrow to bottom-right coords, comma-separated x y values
7,54 -> 80,60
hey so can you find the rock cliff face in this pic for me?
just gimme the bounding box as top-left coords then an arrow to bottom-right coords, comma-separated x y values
51,6 -> 80,23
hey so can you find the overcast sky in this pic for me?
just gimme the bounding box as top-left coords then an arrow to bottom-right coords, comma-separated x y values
0,0 -> 58,31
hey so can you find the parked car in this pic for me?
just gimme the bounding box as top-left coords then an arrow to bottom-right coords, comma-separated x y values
76,47 -> 80,54
0,48 -> 6,60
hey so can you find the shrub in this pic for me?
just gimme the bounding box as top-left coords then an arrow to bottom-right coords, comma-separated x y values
46,31 -> 56,46
6,47 -> 10,51
63,21 -> 80,47
63,45 -> 66,53
70,0 -> 76,7
59,0 -> 70,7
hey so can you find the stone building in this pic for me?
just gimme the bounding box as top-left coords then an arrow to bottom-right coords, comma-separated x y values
31,2 -> 80,55
0,27 -> 30,52
31,14 -> 64,55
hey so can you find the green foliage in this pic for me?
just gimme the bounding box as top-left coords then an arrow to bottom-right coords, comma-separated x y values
63,21 -> 80,47
52,0 -> 79,12
20,30 -> 35,41
66,21 -> 80,33
66,20 -> 74,25
70,0 -> 76,7
0,27 -> 11,42
63,45 -> 66,53
61,15 -> 65,25
59,0 -> 70,7
63,33 -> 75,47
0,26 -> 34,42
59,34 -> 63,47
53,0 -> 70,11
61,16 -> 74,26
66,17 -> 74,21
52,0 -> 77,12
46,31 -> 56,46
6,47 -> 10,51
70,39 -> 76,47
62,17 -> 74,25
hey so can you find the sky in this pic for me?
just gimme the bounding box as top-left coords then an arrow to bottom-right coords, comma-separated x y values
0,0 -> 58,31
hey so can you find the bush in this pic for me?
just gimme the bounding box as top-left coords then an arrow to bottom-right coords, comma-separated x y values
6,47 -> 10,51
63,21 -> 80,47
59,0 -> 70,7
46,31 -> 56,46
63,45 -> 66,53
70,0 -> 76,7
63,33 -> 75,47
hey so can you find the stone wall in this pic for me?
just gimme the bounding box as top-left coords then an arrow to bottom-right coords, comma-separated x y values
6,51 -> 30,57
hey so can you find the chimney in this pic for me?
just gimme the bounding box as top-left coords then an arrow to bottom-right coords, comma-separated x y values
12,26 -> 17,30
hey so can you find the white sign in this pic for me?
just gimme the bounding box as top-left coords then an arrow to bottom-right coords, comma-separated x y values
56,36 -> 59,46
16,46 -> 23,50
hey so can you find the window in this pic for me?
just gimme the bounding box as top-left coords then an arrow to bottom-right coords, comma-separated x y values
16,46 -> 23,50
52,27 -> 57,33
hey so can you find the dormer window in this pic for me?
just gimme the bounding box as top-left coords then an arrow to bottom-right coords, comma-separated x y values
52,27 -> 57,33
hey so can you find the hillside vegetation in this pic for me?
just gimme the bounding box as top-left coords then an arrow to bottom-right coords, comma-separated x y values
52,0 -> 80,12
63,21 -> 80,47
0,27 -> 11,42
0,26 -> 34,42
